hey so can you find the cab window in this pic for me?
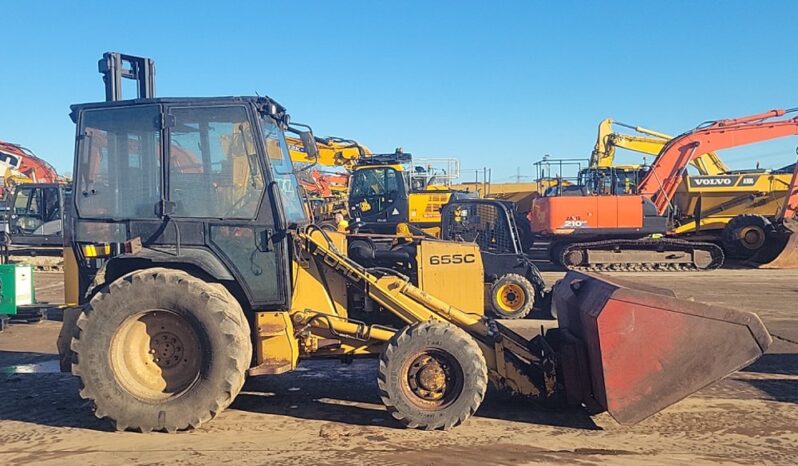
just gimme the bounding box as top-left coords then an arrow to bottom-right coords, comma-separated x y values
350,167 -> 401,199
76,105 -> 162,219
260,116 -> 307,224
168,106 -> 265,219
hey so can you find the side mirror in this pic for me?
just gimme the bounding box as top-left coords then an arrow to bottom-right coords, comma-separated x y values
299,131 -> 319,161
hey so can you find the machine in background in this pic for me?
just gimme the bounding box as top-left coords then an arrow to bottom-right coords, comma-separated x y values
348,153 -> 474,235
440,198 -> 545,319
589,118 -> 796,258
530,108 -> 798,271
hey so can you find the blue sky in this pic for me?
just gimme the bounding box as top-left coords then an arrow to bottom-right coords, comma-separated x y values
1,1 -> 797,180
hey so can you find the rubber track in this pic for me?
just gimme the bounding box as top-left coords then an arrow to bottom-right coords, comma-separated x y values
560,238 -> 725,272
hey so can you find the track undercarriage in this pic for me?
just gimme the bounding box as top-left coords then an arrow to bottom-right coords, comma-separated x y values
557,238 -> 725,272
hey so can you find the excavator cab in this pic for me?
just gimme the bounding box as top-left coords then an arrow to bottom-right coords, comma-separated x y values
5,182 -> 69,247
349,153 -> 473,235
577,165 -> 649,195
348,154 -> 411,232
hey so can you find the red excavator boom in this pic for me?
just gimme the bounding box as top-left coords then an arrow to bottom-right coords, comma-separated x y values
639,108 -> 798,215
0,140 -> 61,184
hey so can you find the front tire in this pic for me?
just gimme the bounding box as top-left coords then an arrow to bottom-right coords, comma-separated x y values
70,268 -> 252,432
489,273 -> 536,319
378,322 -> 487,430
722,214 -> 773,259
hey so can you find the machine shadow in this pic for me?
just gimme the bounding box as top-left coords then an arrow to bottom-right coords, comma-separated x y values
743,352 -> 798,375
0,351 -> 113,431
234,360 -> 600,430
740,353 -> 798,405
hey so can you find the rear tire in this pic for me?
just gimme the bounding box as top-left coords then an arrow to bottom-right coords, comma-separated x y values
488,273 -> 536,319
722,214 -> 773,259
378,322 -> 487,430
70,268 -> 252,432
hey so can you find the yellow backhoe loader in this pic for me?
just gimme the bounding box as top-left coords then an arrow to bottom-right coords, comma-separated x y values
57,53 -> 771,433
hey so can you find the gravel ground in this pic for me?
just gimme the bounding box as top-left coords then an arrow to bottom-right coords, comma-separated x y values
0,269 -> 796,465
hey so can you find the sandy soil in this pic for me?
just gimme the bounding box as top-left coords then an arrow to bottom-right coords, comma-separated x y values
0,270 -> 796,465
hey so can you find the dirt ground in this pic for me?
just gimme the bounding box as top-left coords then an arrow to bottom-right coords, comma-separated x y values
0,269 -> 796,465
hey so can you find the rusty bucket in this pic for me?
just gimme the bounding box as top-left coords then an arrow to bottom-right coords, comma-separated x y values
551,271 -> 771,425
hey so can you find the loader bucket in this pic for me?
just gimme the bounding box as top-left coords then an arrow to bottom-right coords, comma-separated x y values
752,219 -> 798,269
551,271 -> 771,425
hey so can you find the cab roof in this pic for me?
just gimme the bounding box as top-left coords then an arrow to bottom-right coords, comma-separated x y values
69,96 -> 287,124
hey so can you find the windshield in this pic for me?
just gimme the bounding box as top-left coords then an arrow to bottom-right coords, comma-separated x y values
350,167 -> 402,199
349,166 -> 405,215
260,116 -> 307,224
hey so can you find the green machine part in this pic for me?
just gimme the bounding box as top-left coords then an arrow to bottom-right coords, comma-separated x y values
0,264 -> 35,315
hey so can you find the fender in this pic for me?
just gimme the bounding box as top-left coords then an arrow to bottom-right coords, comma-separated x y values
102,247 -> 235,290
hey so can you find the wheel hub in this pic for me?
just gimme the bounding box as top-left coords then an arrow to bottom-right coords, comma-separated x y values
741,226 -> 765,250
110,310 -> 203,401
406,353 -> 456,403
150,332 -> 184,369
564,249 -> 585,266
498,284 -> 524,310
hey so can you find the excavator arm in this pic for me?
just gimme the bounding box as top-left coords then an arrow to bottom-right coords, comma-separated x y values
286,135 -> 372,170
638,108 -> 798,215
782,162 -> 798,220
591,118 -> 730,175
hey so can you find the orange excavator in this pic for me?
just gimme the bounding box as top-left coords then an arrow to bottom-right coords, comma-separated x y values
0,140 -> 66,248
0,140 -> 61,196
530,108 -> 798,271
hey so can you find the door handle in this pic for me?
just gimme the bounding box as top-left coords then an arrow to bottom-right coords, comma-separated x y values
256,228 -> 273,252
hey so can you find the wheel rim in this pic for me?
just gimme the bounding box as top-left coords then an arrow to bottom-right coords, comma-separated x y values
401,349 -> 464,410
739,226 -> 766,251
110,309 -> 204,401
496,283 -> 525,313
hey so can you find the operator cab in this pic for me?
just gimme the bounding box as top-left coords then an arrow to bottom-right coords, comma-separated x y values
348,151 -> 412,232
577,165 -> 649,195
69,96 -> 309,308
5,183 -> 70,246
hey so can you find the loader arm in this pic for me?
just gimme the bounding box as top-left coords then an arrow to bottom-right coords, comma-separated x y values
637,109 -> 798,215
297,226 -> 771,422
297,226 -> 555,398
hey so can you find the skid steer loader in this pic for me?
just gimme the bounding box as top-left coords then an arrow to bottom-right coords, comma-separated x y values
58,53 -> 772,432
440,198 -> 547,319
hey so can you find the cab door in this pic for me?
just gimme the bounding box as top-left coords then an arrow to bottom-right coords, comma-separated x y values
8,184 -> 65,246
166,104 -> 290,309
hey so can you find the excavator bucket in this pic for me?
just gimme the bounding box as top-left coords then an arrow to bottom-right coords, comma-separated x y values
551,271 -> 771,425
753,219 -> 798,268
